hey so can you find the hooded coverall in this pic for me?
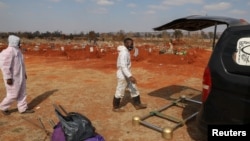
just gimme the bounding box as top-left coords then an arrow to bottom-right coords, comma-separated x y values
0,35 -> 28,113
114,45 -> 139,99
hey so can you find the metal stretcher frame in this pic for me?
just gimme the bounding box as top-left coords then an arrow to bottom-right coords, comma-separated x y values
132,95 -> 202,139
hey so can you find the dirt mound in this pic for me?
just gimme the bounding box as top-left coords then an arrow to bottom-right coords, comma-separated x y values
22,43 -> 209,67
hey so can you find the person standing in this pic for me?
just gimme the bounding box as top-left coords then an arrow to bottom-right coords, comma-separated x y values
113,38 -> 147,112
168,39 -> 174,54
0,35 -> 34,115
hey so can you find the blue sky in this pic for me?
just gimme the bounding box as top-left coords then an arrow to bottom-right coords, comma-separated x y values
0,0 -> 249,34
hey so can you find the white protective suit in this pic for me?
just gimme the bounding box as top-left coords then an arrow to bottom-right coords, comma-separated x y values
114,45 -> 139,98
0,35 -> 28,113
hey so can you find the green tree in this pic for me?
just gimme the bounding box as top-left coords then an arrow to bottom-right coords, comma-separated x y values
201,31 -> 208,39
173,30 -> 183,40
88,31 -> 96,42
208,32 -> 214,42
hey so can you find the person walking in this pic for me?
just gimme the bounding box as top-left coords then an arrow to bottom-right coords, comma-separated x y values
113,38 -> 147,112
0,35 -> 34,115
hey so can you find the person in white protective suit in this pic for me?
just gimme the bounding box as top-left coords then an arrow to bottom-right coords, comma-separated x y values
0,35 -> 34,115
112,38 -> 147,112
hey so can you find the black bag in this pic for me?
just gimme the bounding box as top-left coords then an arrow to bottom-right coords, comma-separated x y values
54,106 -> 96,141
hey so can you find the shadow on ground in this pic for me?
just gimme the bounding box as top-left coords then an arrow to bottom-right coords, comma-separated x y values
147,85 -> 203,141
28,89 -> 58,109
8,89 -> 58,114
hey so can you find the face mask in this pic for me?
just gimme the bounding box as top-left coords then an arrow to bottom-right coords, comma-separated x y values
128,44 -> 134,51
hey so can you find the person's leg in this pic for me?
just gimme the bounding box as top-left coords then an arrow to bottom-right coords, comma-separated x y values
127,81 -> 147,110
17,82 -> 28,113
113,78 -> 127,112
127,81 -> 139,97
17,82 -> 34,114
0,84 -> 19,115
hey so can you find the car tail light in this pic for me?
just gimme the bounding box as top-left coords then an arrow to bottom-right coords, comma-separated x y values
202,67 -> 211,102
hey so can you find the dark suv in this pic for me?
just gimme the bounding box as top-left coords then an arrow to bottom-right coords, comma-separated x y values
154,15 -> 250,139
196,22 -> 250,137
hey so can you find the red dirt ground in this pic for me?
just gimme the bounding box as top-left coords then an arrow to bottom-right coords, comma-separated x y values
0,40 -> 212,141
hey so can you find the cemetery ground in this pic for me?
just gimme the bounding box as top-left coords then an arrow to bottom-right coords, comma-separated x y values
0,39 -> 212,141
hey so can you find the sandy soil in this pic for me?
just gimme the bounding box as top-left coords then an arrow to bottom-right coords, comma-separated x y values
0,42 -> 211,141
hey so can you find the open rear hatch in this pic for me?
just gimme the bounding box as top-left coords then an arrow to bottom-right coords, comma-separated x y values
153,15 -> 249,49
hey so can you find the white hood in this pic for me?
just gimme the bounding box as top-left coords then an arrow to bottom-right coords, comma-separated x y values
117,45 -> 127,52
8,35 -> 20,48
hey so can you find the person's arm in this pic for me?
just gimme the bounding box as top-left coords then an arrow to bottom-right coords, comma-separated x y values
119,52 -> 137,83
1,48 -> 14,85
119,52 -> 131,76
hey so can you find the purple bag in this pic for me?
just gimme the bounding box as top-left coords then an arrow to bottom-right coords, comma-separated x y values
51,122 -> 105,141
51,122 -> 66,141
85,134 -> 105,141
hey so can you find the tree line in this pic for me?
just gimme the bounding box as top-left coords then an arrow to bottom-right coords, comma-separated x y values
0,30 -> 218,42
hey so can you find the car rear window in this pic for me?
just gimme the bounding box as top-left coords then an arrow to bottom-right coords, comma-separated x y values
221,25 -> 250,76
